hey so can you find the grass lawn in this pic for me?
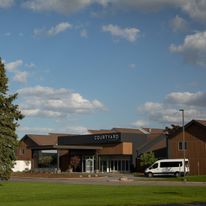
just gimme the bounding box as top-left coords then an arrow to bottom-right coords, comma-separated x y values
134,174 -> 206,182
0,182 -> 206,206
154,176 -> 206,182
183,176 -> 206,182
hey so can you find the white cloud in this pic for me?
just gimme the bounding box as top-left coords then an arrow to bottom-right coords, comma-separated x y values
17,126 -> 55,135
18,86 -> 67,96
170,31 -> 206,67
33,28 -> 45,36
64,126 -> 89,134
0,0 -> 14,8
80,29 -> 88,38
132,120 -> 148,128
170,15 -> 188,32
21,0 -> 206,23
137,91 -> 206,126
5,59 -> 23,72
109,0 -> 206,22
17,86 -> 106,118
128,64 -> 136,69
140,102 -> 162,112
17,125 -> 89,135
13,71 -> 29,83
5,59 -> 30,83
26,63 -> 36,69
33,22 -> 72,37
110,0 -> 181,11
18,32 -> 24,37
166,92 -> 206,107
48,22 -> 72,36
181,0 -> 206,22
22,0 -> 92,14
102,24 -> 140,42
4,32 -> 11,36
97,0 -> 109,7
23,0 -> 179,14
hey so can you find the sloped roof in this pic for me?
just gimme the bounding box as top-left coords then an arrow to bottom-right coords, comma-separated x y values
21,127 -> 166,151
168,119 -> 206,139
48,133 -> 75,136
195,120 -> 206,127
146,133 -> 163,141
137,133 -> 166,154
183,119 -> 206,129
143,128 -> 164,134
22,133 -> 76,147
24,134 -> 58,146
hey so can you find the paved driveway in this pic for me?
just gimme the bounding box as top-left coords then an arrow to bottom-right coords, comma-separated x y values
10,174 -> 206,187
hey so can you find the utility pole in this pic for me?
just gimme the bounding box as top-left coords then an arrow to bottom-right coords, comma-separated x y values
179,109 -> 186,178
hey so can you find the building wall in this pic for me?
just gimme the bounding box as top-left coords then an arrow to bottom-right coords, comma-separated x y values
59,150 -> 69,171
16,132 -> 165,173
98,142 -> 132,155
168,124 -> 206,175
16,140 -> 32,161
13,160 -> 31,172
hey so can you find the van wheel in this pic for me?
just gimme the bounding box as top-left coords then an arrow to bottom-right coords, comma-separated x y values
148,172 -> 153,178
174,172 -> 180,177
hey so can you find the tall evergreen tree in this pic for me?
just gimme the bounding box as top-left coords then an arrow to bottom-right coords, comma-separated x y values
0,58 -> 24,180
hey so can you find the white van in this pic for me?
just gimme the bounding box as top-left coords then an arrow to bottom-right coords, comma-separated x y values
144,159 -> 190,177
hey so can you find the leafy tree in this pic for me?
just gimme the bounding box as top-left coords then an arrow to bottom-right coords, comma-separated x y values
0,58 -> 24,180
38,155 -> 53,167
164,124 -> 180,136
140,152 -> 157,167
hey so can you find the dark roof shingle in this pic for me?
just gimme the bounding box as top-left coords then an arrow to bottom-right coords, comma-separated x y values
196,120 -> 206,127
25,134 -> 58,146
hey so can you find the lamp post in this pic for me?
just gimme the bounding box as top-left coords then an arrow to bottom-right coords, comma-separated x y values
179,109 -> 186,177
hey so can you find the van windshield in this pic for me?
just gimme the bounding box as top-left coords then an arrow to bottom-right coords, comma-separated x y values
151,163 -> 158,169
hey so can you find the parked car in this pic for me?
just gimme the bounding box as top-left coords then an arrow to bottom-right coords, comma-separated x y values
144,159 -> 190,177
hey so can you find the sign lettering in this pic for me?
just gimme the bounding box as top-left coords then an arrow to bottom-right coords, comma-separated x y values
93,134 -> 120,142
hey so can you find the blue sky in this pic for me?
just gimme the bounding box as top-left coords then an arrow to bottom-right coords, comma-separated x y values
1,0 -> 206,137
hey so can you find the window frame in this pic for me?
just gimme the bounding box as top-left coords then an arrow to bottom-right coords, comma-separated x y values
178,141 -> 187,151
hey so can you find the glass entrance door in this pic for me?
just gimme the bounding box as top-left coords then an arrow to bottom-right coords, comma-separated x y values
85,156 -> 94,173
99,156 -> 131,173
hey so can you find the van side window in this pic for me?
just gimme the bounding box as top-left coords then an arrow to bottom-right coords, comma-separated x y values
152,163 -> 158,169
160,161 -> 182,168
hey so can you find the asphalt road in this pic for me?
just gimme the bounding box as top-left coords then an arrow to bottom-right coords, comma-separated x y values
9,175 -> 206,186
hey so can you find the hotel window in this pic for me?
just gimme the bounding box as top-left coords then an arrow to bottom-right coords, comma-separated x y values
178,141 -> 187,150
19,149 -> 25,155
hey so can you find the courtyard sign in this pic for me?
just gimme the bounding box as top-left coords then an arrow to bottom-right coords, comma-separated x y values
93,133 -> 121,143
